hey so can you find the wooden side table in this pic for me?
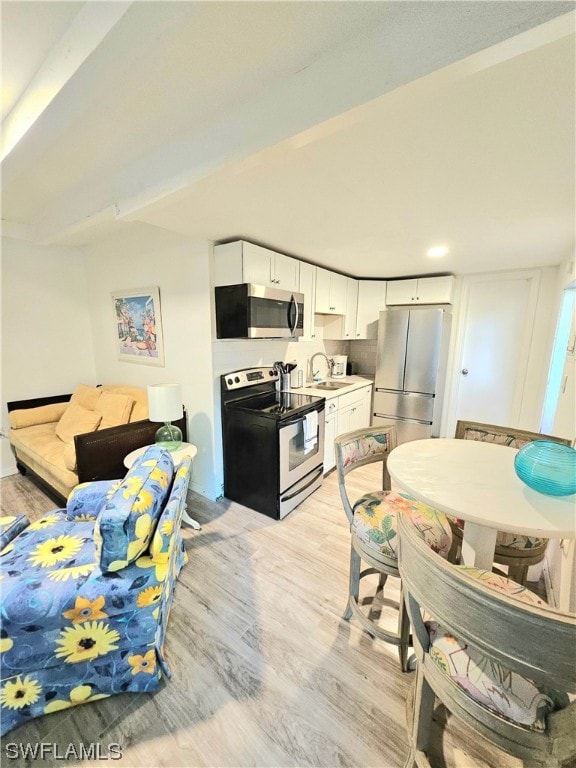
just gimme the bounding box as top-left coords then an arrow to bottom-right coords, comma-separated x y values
123,442 -> 201,530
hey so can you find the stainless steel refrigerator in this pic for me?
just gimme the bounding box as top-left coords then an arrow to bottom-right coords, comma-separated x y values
373,307 -> 452,443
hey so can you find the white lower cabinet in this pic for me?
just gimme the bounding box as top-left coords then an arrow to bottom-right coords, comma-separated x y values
324,400 -> 338,473
323,384 -> 373,473
338,400 -> 365,435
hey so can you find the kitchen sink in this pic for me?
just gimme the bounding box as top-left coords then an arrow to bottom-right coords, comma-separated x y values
306,381 -> 350,390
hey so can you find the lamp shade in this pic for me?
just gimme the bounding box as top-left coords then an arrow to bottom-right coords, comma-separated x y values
147,384 -> 183,423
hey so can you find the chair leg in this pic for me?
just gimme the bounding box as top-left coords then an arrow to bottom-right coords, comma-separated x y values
446,536 -> 460,565
345,546 -> 361,621
378,572 -> 388,590
508,562 -> 529,585
398,585 -> 411,673
403,748 -> 417,768
412,663 -> 435,759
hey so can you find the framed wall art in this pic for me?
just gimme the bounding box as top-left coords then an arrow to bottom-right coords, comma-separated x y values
112,287 -> 165,366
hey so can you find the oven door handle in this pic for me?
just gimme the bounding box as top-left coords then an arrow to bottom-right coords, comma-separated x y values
288,294 -> 299,336
281,466 -> 323,502
280,407 -> 324,427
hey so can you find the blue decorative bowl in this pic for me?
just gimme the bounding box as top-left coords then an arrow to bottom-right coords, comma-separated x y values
514,440 -> 576,496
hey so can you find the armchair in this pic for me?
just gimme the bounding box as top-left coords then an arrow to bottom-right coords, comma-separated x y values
0,447 -> 192,735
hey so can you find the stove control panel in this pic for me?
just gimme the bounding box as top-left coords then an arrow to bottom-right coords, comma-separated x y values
222,367 -> 278,391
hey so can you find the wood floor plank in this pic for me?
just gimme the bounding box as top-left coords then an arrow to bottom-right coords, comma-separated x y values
1,467 -> 523,768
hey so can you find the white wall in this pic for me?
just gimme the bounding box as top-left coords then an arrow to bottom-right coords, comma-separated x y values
83,224 -> 218,498
1,237 -> 97,476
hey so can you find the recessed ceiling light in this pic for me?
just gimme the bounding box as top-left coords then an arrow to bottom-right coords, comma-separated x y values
427,246 -> 449,258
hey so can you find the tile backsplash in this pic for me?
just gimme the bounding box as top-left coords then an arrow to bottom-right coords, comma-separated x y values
348,340 -> 378,375
213,337 -> 378,378
212,337 -> 349,381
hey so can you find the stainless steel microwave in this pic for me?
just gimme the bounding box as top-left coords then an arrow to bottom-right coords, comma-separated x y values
215,283 -> 304,339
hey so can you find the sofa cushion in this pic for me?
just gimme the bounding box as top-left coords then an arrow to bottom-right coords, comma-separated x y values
70,384 -> 102,411
9,423 -> 80,500
426,568 -> 566,732
99,385 -> 148,422
67,480 -> 122,521
94,447 -> 174,573
8,402 -> 68,430
96,392 -> 135,430
352,491 -> 452,560
55,402 -> 102,444
63,441 -> 77,471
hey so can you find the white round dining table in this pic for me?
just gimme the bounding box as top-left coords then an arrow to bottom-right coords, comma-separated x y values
387,438 -> 576,575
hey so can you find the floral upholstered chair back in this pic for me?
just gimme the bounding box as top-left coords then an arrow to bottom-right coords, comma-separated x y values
455,420 -> 571,450
335,425 -> 397,525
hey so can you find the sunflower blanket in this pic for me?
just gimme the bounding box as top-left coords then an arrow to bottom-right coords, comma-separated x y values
0,449 -> 192,735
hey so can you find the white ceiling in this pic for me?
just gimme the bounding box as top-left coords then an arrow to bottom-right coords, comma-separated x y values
1,1 -> 575,278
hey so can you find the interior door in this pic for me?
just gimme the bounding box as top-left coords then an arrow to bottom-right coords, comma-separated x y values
453,275 -> 538,427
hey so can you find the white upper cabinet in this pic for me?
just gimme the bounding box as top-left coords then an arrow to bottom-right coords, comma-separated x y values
271,251 -> 300,292
385,276 -> 454,305
324,276 -> 359,340
298,261 -> 317,341
343,278 -> 359,339
356,281 -> 387,339
243,242 -> 300,292
214,241 -> 300,293
315,267 -> 347,314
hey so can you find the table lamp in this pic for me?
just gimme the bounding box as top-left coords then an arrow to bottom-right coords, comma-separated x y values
147,383 -> 183,451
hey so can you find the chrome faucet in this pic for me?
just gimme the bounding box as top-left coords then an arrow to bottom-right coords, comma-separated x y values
309,352 -> 335,381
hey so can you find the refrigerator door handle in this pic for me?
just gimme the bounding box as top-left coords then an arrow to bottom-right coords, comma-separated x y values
373,413 -> 432,426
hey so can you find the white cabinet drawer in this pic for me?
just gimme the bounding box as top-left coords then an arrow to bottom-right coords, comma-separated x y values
338,389 -> 364,410
326,399 -> 338,415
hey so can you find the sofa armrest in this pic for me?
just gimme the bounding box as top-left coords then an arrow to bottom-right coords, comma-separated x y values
7,394 -> 72,412
8,402 -> 69,429
75,412 -> 187,484
0,514 -> 30,549
151,457 -> 193,559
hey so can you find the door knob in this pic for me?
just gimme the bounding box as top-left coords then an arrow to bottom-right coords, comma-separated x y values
461,368 -> 469,376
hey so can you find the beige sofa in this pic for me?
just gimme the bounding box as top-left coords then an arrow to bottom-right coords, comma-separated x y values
8,384 -> 187,503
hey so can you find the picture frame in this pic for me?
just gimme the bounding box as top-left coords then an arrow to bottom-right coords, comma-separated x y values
111,287 -> 165,366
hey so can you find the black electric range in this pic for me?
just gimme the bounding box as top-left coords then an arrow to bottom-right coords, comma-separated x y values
220,366 -> 325,519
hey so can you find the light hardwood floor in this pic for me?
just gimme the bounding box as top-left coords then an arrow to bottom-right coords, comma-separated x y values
1,468 -> 524,768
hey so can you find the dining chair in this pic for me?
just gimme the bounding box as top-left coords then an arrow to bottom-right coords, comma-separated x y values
398,505 -> 576,768
335,425 -> 452,672
447,420 -> 572,585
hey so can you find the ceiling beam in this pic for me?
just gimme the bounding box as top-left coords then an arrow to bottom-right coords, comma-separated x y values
0,1 -> 132,162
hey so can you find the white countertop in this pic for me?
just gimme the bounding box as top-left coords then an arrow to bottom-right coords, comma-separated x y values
286,375 -> 373,399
